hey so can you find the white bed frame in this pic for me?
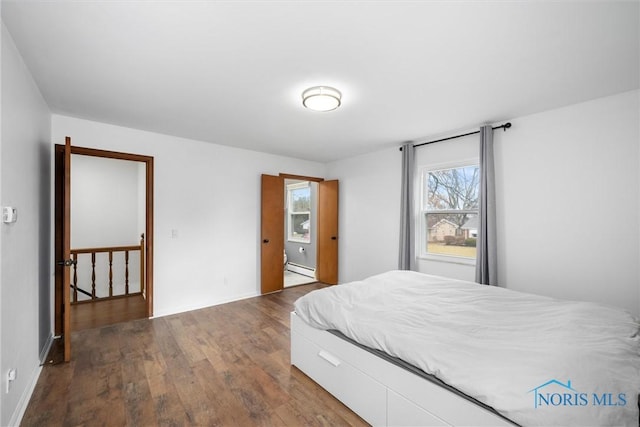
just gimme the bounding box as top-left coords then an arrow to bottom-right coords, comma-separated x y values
290,312 -> 516,426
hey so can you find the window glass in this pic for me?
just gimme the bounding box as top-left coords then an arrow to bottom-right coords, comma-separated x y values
421,165 -> 479,259
426,166 -> 479,210
290,187 -> 311,211
287,183 -> 311,243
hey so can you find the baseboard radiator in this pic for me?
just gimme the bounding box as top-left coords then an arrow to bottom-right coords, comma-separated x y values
287,262 -> 316,278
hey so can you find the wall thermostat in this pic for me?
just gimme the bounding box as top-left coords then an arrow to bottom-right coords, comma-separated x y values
2,207 -> 17,224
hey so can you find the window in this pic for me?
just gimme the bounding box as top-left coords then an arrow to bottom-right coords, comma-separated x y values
287,182 -> 311,243
420,164 -> 479,260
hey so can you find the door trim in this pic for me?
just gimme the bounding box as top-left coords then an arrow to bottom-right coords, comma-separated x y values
279,173 -> 324,183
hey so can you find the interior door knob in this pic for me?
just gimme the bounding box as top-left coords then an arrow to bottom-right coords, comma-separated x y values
263,239 -> 270,243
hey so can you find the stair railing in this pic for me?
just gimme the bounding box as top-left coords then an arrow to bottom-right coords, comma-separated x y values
70,234 -> 145,304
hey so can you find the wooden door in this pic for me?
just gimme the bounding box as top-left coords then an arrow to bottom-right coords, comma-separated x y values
317,180 -> 339,285
260,174 -> 284,294
54,137 -> 72,361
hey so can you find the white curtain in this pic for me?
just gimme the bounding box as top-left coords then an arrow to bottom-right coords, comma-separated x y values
399,142 -> 416,270
476,125 -> 497,285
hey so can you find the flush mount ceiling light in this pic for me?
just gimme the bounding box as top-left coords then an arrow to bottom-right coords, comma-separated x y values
302,86 -> 342,112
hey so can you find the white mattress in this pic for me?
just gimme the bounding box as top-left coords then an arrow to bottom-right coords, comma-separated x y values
293,270 -> 640,426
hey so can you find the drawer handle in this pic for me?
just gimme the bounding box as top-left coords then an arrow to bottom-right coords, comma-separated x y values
318,350 -> 341,367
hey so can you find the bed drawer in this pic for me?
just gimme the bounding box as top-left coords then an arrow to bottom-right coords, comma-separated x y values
291,330 -> 387,426
388,389 -> 449,426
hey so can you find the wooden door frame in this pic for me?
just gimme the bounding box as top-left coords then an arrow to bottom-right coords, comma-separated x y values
54,145 -> 155,340
279,173 -> 324,183
260,173 -> 337,293
280,174 -> 340,282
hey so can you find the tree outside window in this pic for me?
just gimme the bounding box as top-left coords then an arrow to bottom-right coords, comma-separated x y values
422,164 -> 479,259
287,183 -> 311,243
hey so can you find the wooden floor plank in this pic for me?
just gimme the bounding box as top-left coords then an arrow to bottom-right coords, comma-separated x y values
71,294 -> 147,331
21,283 -> 368,427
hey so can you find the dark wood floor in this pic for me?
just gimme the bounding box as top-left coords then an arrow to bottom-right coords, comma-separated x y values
22,283 -> 367,426
71,294 -> 148,331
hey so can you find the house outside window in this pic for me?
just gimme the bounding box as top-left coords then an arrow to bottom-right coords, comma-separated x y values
287,182 -> 311,243
420,163 -> 479,260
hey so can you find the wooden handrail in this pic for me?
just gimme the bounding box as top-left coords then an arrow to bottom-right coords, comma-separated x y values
71,245 -> 141,254
70,235 -> 145,304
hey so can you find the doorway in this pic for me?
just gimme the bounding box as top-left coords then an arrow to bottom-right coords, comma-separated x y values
54,141 -> 154,361
69,154 -> 147,330
261,173 -> 338,294
284,179 -> 318,287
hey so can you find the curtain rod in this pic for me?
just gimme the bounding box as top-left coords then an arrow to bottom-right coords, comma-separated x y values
399,122 -> 511,151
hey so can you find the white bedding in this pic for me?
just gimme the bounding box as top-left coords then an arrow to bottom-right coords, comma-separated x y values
293,270 -> 640,426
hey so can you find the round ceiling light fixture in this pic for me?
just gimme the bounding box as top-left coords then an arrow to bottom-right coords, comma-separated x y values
302,86 -> 342,112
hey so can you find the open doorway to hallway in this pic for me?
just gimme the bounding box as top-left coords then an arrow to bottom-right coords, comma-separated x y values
53,142 -> 154,361
69,154 -> 147,330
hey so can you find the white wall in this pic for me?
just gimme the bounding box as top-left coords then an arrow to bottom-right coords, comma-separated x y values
71,155 -> 142,248
327,147 -> 401,283
495,90 -> 639,315
1,15 -> 4,427
1,22 -> 51,426
52,115 -> 326,317
137,161 -> 146,246
71,155 -> 143,299
329,90 -> 640,316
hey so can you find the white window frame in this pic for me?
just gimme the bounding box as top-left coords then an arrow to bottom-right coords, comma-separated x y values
286,182 -> 311,243
418,160 -> 479,265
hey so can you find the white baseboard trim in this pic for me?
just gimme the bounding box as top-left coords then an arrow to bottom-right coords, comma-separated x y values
287,263 -> 316,278
152,291 -> 259,319
8,362 -> 43,427
39,333 -> 54,364
7,333 -> 55,426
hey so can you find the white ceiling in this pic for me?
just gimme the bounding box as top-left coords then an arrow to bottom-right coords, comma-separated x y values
2,1 -> 638,163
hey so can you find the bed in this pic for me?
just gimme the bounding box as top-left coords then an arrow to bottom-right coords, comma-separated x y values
291,270 -> 640,426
